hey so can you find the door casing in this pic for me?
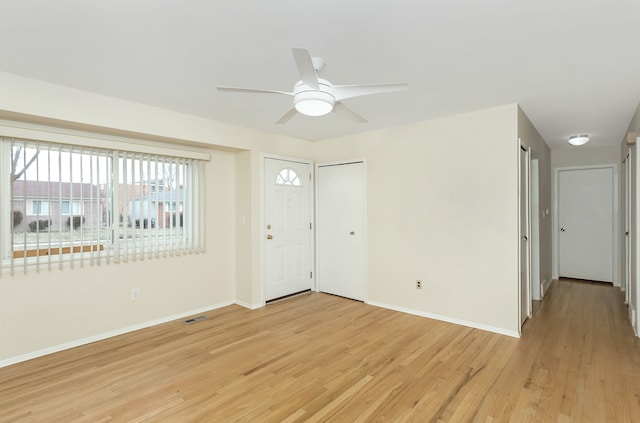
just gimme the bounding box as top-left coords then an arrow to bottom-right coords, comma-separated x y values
261,154 -> 314,303
552,164 -> 619,285
518,142 -> 532,331
315,160 -> 367,301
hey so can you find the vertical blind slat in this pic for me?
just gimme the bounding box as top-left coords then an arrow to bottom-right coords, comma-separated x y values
47,142 -> 52,271
35,141 -> 40,272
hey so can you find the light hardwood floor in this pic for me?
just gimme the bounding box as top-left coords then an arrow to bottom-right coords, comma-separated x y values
1,279 -> 639,422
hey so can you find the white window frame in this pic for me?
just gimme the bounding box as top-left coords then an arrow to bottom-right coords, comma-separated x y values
0,123 -> 209,273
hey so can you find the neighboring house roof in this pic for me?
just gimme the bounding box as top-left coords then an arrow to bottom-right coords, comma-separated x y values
13,180 -> 103,198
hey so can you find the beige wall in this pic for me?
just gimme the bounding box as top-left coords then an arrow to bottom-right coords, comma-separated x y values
0,69 -> 549,363
312,104 -> 521,335
0,71 -> 314,363
0,151 -> 237,361
552,145 -> 621,169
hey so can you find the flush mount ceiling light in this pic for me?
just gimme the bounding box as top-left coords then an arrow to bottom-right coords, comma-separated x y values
568,134 -> 590,146
293,85 -> 335,117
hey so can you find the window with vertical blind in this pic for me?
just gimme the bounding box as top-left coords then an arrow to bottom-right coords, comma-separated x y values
1,136 -> 206,273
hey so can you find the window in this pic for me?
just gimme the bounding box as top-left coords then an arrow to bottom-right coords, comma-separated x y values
1,136 -> 206,273
28,200 -> 50,216
275,168 -> 301,186
26,200 -> 81,216
61,201 -> 82,215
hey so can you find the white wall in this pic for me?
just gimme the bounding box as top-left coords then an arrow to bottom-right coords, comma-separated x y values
312,104 -> 521,335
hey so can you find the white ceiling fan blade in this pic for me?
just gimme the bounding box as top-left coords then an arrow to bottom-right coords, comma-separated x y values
333,102 -> 367,124
292,48 -> 319,90
275,108 -> 298,125
332,83 -> 408,101
217,86 -> 292,96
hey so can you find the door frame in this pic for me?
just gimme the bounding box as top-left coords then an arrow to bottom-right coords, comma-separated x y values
518,141 -> 532,331
552,164 -> 619,285
531,159 -> 541,300
261,154 -> 315,304
624,154 -> 631,304
315,159 -> 368,300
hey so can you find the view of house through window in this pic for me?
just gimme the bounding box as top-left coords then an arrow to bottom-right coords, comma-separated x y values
3,137 -> 205,270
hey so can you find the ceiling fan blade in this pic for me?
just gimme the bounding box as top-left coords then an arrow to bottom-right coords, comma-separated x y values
217,86 -> 292,96
332,83 -> 408,101
333,102 -> 368,124
276,108 -> 298,125
292,48 -> 319,90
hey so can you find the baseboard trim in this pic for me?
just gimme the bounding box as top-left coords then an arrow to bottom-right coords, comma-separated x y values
366,300 -> 520,338
630,304 -> 638,338
541,278 -> 554,297
0,300 -> 235,369
235,300 -> 264,310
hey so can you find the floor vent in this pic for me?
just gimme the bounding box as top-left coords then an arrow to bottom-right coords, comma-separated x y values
183,316 -> 207,324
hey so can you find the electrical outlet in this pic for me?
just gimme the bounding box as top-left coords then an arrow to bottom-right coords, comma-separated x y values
131,287 -> 140,301
416,280 -> 422,289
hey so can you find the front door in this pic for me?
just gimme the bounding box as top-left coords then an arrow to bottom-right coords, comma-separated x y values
264,157 -> 313,301
558,167 -> 614,282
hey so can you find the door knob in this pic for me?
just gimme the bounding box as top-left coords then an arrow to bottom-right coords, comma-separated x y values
523,235 -> 528,241
267,234 -> 273,240
349,231 -> 355,235
560,227 -> 566,232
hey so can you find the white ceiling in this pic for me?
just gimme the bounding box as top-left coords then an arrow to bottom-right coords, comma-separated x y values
1,1 -> 639,149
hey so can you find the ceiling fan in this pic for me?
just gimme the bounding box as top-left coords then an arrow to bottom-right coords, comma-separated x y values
216,48 -> 408,125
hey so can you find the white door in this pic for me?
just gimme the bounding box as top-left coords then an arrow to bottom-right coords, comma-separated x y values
624,156 -> 631,304
317,161 -> 365,301
519,145 -> 531,327
531,159 -> 541,300
558,167 -> 614,282
264,158 -> 312,301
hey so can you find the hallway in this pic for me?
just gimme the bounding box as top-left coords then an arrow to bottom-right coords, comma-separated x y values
494,278 -> 640,421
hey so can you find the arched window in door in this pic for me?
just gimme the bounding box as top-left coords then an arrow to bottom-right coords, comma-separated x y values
275,168 -> 301,186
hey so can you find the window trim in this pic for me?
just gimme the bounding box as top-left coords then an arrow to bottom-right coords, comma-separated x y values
1,122 -> 209,273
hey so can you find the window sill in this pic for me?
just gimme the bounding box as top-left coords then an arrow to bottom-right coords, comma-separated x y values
13,244 -> 104,259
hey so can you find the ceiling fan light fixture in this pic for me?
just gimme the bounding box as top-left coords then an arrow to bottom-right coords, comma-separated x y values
568,134 -> 590,146
294,91 -> 335,117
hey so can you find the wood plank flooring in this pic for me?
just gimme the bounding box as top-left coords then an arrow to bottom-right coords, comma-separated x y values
1,278 -> 639,422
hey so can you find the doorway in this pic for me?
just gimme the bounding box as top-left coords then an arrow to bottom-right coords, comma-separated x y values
557,166 -> 615,283
316,161 -> 366,301
519,143 -> 531,328
624,155 -> 631,304
263,157 -> 313,301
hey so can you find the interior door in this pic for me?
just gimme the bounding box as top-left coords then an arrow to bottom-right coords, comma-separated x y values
264,158 -> 312,301
558,167 -> 614,282
317,161 -> 365,301
531,159 -> 541,300
624,156 -> 631,303
520,145 -> 531,327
